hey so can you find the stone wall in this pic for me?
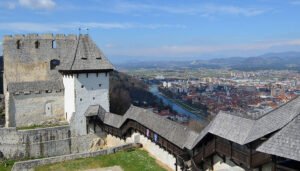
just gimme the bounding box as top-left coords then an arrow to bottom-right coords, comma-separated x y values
0,125 -> 105,159
204,155 -> 273,171
8,91 -> 64,127
106,132 -> 180,171
12,143 -> 137,171
3,34 -> 77,84
71,73 -> 109,136
3,34 -> 77,127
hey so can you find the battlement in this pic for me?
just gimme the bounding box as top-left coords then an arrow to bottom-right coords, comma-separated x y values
3,33 -> 79,41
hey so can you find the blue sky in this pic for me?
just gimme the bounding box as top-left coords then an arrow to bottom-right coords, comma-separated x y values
1,0 -> 300,63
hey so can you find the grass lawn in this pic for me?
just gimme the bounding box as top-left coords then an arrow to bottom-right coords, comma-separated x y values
17,123 -> 68,130
0,160 -> 15,171
35,149 -> 167,171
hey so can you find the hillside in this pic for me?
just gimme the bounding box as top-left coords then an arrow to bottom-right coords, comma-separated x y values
117,51 -> 300,71
109,71 -> 156,115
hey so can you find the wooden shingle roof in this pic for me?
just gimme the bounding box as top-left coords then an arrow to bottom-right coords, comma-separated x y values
59,34 -> 114,72
102,105 -> 199,150
7,80 -> 64,93
256,114 -> 300,161
188,96 -> 300,161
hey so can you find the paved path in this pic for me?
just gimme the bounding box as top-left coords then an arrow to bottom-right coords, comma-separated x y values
84,166 -> 123,171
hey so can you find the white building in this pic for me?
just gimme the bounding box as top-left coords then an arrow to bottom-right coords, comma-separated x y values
59,35 -> 114,136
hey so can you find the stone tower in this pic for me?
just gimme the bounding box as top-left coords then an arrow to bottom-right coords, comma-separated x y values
59,34 -> 114,136
2,34 -> 113,129
2,34 -> 77,127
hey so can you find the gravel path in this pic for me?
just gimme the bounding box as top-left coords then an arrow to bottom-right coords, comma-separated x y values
84,166 -> 123,171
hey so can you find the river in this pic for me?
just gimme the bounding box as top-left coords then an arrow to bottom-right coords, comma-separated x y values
149,85 -> 207,124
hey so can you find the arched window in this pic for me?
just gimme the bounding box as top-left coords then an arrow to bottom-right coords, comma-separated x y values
35,41 -> 40,49
16,40 -> 21,49
52,40 -> 56,48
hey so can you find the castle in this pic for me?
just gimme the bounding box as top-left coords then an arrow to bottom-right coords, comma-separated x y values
1,34 -> 300,171
3,34 -> 113,136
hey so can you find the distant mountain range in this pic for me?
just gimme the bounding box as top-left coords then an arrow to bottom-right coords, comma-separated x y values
117,51 -> 300,71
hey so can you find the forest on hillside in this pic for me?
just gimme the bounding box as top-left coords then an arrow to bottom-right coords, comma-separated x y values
109,71 -> 156,115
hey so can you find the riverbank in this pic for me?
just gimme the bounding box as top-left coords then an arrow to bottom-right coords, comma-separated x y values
149,85 -> 207,124
159,92 -> 208,119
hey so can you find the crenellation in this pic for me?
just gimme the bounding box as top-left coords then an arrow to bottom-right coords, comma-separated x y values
40,33 -> 54,39
27,34 -> 39,39
66,34 -> 77,40
55,34 -> 66,39
3,34 -> 80,43
14,34 -> 25,39
3,35 -> 13,41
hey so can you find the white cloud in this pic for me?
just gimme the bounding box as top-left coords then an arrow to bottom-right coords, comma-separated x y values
105,39 -> 300,58
18,0 -> 56,10
0,0 -> 56,10
7,2 -> 17,9
0,22 -> 186,32
201,4 -> 267,17
290,0 -> 300,5
93,1 -> 269,17
0,1 -> 17,9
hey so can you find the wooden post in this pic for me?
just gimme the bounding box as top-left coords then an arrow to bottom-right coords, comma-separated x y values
210,156 -> 214,170
249,143 -> 252,168
175,157 -> 178,171
214,136 -> 217,153
230,142 -> 233,159
272,156 -> 277,171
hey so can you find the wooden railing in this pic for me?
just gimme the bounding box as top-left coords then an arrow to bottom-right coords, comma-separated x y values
193,149 -> 203,165
204,138 -> 215,157
193,137 -> 272,169
99,117 -> 273,170
101,119 -> 185,157
191,159 -> 202,171
177,153 -> 191,170
251,151 -> 272,167
231,148 -> 250,166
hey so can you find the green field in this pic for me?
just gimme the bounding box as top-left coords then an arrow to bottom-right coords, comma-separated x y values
0,160 -> 15,171
35,149 -> 167,171
17,123 -> 68,130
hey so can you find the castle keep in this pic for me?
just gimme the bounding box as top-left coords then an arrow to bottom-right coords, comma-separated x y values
3,34 -> 113,131
1,34 -> 300,171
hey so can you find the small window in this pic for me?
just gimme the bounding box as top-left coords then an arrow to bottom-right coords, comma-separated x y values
45,102 -> 52,116
99,84 -> 102,87
81,85 -> 84,88
16,40 -> 21,49
80,98 -> 82,101
35,41 -> 40,49
52,40 -> 56,48
93,97 -> 95,100
50,59 -> 60,70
